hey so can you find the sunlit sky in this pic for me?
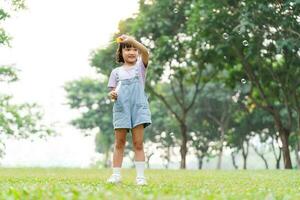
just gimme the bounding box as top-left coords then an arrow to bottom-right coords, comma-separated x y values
0,0 -> 140,167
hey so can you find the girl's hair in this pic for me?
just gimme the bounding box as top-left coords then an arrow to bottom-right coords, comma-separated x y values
115,42 -> 136,63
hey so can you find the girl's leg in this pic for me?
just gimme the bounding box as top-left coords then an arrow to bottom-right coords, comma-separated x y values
132,124 -> 147,185
112,128 -> 127,167
132,124 -> 145,161
107,128 -> 127,183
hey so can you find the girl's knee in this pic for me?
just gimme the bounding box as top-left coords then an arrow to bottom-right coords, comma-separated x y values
133,141 -> 144,151
115,139 -> 126,150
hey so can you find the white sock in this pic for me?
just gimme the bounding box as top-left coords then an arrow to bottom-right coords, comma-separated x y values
135,161 -> 145,178
112,167 -> 121,176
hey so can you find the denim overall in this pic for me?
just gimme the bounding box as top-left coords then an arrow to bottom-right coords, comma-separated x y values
113,65 -> 152,130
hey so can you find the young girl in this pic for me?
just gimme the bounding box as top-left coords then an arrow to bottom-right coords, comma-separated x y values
107,35 -> 152,185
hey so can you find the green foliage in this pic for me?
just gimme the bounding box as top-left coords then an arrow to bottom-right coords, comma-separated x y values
0,0 -> 26,46
90,44 -> 118,77
188,0 -> 300,119
187,0 -> 299,168
0,65 -> 19,82
0,95 -> 54,138
86,0 -> 300,168
0,94 -> 55,158
64,77 -> 114,153
0,28 -> 11,46
64,77 -> 119,167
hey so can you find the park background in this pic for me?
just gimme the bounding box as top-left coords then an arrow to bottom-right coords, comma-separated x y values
1,0 -> 300,170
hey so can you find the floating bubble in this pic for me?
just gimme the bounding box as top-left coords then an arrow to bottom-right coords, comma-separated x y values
242,40 -> 249,46
173,8 -> 179,13
222,33 -> 229,40
241,79 -> 247,84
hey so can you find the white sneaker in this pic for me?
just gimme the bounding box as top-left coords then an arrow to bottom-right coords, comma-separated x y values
136,176 -> 147,186
107,174 -> 121,184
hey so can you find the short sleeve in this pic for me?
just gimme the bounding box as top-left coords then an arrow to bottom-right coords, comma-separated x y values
136,57 -> 147,83
137,56 -> 147,69
137,57 -> 147,75
107,69 -> 117,89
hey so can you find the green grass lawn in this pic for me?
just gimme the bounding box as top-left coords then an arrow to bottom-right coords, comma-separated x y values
0,168 -> 299,200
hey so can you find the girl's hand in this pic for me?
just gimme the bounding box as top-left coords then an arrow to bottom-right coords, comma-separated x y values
109,90 -> 118,100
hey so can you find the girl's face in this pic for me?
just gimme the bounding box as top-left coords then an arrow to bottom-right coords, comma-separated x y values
122,47 -> 138,65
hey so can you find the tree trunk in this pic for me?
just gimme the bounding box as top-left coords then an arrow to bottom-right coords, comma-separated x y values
272,146 -> 282,169
276,148 -> 282,169
252,145 -> 269,169
262,156 -> 269,169
297,114 -> 300,169
279,130 -> 292,169
242,141 -> 249,169
271,135 -> 282,169
146,152 -> 154,169
217,126 -> 225,170
273,112 -> 292,169
296,136 -> 300,169
197,155 -> 204,169
242,153 -> 247,169
180,123 -> 188,169
165,146 -> 171,169
231,151 -> 239,169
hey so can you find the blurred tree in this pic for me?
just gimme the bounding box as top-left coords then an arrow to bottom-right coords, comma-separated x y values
0,0 -> 25,78
64,77 -> 114,167
289,132 -> 300,168
146,83 -> 181,168
188,119 -> 219,169
0,0 -> 26,47
197,83 -> 236,169
0,95 -> 55,159
0,0 -> 55,159
188,0 -> 300,169
250,133 -> 271,169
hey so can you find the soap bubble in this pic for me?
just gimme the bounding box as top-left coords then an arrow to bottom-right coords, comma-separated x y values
241,79 -> 247,84
222,33 -> 229,40
242,40 -> 249,46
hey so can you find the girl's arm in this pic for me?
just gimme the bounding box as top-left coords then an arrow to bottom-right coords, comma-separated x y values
119,35 -> 149,67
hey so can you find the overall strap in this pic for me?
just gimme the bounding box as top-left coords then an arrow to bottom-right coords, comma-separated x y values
134,65 -> 139,78
116,67 -> 120,83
